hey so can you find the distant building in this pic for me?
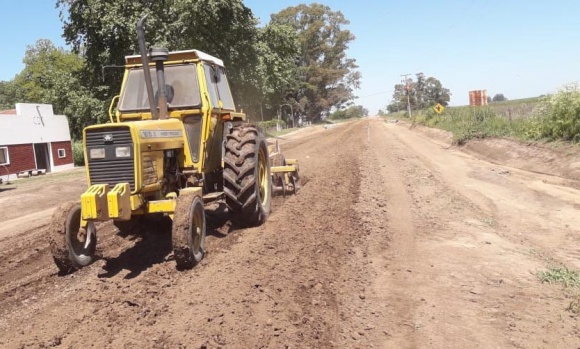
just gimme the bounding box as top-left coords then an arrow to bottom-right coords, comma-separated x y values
0,103 -> 74,180
469,90 -> 488,106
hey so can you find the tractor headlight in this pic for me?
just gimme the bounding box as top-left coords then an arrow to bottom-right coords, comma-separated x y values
115,146 -> 131,158
89,148 -> 105,160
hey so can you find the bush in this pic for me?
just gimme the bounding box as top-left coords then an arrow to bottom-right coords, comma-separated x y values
410,85 -> 580,144
532,84 -> 580,142
72,141 -> 85,166
258,119 -> 287,130
412,106 -> 529,145
329,105 -> 369,120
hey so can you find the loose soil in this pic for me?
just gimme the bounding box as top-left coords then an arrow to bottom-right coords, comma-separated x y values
0,119 -> 579,348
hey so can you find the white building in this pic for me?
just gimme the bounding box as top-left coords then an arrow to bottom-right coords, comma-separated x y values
0,103 -> 74,181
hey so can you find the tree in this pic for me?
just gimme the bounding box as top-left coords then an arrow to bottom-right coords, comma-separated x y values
387,84 -> 407,113
270,3 -> 361,122
0,81 -> 18,110
329,105 -> 367,120
56,0 -> 262,114
492,93 -> 507,102
252,22 -> 300,121
387,73 -> 451,112
2,39 -> 102,139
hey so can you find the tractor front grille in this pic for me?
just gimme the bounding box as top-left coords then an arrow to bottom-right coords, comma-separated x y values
86,127 -> 136,191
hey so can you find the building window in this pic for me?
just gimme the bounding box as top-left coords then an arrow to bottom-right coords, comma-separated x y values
0,147 -> 9,165
57,148 -> 66,158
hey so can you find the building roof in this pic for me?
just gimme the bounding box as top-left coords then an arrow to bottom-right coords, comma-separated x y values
0,104 -> 71,146
0,109 -> 16,115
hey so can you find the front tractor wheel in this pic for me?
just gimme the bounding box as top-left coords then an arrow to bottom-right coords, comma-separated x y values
48,202 -> 97,274
223,125 -> 272,227
172,193 -> 206,269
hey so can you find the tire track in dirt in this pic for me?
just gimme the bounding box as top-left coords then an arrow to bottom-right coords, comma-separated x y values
3,119 -> 578,348
0,121 -> 371,349
364,119 -> 580,348
353,120 -> 420,348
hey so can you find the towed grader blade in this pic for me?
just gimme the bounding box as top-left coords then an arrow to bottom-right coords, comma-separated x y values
269,140 -> 299,196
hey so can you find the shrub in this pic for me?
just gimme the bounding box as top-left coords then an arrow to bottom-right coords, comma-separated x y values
258,119 -> 287,131
72,141 -> 85,166
409,86 -> 580,144
532,84 -> 580,142
412,106 -> 530,144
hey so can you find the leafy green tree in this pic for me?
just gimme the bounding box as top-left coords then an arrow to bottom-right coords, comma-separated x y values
3,39 -> 102,139
252,22 -> 300,121
270,3 -> 361,122
0,81 -> 18,110
329,105 -> 367,120
387,73 -> 451,112
56,0 -> 262,115
492,93 -> 507,102
387,84 -> 407,113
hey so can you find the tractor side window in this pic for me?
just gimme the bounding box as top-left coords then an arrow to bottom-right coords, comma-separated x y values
183,115 -> 202,163
203,65 -> 219,108
215,67 -> 235,110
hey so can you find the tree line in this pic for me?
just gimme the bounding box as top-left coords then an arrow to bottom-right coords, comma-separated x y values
385,73 -> 451,114
383,72 -> 510,114
0,1 -> 361,140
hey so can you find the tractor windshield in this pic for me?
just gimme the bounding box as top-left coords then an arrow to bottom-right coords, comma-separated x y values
118,64 -> 202,112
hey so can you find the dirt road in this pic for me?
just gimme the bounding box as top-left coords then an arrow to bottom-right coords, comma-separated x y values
0,119 -> 579,348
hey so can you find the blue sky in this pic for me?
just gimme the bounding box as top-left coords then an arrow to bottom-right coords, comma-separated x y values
1,1 -> 580,113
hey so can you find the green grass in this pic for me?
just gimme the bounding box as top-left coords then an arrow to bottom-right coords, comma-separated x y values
491,96 -> 543,106
412,106 -> 533,145
456,97 -> 542,121
408,85 -> 580,145
264,127 -> 298,138
538,266 -> 580,288
2,167 -> 85,189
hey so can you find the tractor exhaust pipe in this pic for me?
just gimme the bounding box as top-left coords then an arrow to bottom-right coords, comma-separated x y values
136,15 -> 169,120
136,15 -> 158,120
150,48 -> 169,120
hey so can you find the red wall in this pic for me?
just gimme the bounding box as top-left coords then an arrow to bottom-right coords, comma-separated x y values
51,141 -> 73,166
0,144 -> 36,175
0,141 -> 73,176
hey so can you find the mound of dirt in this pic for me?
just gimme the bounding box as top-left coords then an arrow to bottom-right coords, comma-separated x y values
409,122 -> 580,184
461,138 -> 580,182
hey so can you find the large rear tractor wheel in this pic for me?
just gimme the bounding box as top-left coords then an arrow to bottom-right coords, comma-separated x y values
172,193 -> 206,269
223,125 -> 272,227
48,202 -> 97,273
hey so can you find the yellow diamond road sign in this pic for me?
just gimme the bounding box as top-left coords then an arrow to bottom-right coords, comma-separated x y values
434,103 -> 445,114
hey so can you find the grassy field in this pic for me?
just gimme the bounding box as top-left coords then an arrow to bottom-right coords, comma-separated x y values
458,97 -> 542,120
398,84 -> 580,144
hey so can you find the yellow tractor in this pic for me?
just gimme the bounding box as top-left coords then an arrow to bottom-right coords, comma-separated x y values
49,16 -> 298,273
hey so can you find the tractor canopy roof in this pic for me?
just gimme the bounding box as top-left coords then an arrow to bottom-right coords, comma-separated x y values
125,49 -> 224,67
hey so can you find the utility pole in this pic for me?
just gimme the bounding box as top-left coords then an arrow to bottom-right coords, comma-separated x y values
401,74 -> 412,118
